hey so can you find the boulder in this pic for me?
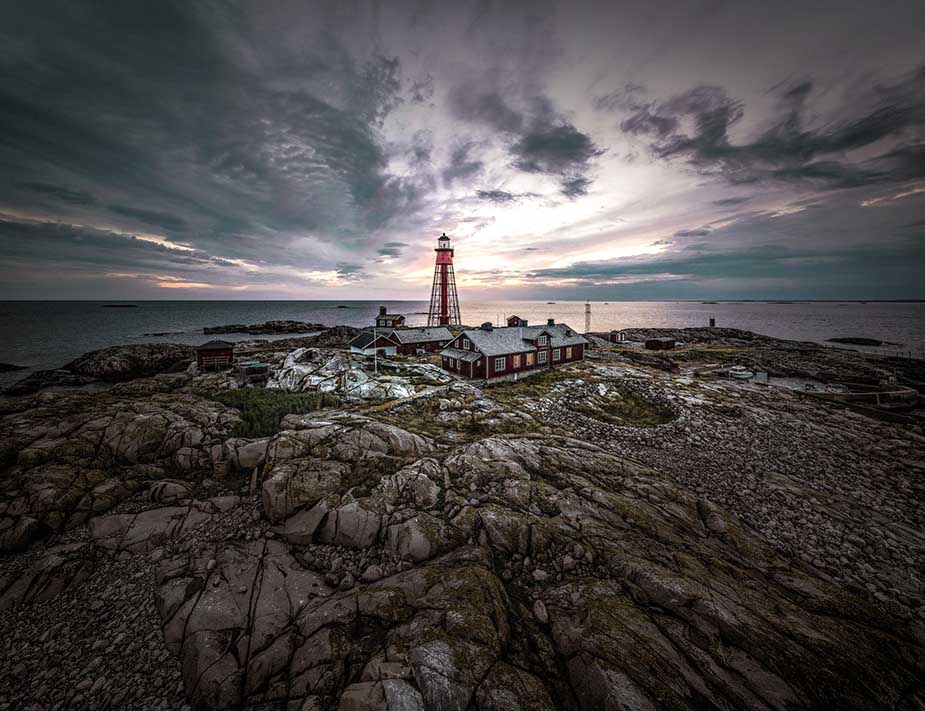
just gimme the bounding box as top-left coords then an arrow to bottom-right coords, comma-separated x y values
66,343 -> 195,382
318,500 -> 382,548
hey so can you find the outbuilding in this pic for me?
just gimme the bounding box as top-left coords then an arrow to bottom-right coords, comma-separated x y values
608,330 -> 627,343
196,340 -> 235,370
374,306 -> 405,329
387,327 -> 453,354
645,337 -> 676,350
349,331 -> 400,356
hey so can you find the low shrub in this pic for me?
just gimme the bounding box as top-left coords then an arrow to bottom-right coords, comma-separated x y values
214,388 -> 338,438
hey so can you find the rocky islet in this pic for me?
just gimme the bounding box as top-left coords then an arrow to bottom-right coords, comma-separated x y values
0,329 -> 923,710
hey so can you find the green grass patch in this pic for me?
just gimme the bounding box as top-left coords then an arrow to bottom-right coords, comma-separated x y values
676,345 -> 748,363
213,388 -> 339,438
572,389 -> 673,427
484,365 -> 590,404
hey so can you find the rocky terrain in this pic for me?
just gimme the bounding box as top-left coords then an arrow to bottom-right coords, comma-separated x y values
205,321 -> 328,335
1,332 -> 923,710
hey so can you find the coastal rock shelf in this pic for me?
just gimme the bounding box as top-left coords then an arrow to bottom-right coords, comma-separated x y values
0,328 -> 923,709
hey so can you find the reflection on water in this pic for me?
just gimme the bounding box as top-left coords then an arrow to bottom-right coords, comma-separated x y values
0,301 -> 922,384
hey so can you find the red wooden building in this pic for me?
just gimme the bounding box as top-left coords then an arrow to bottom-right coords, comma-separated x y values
440,319 -> 587,381
196,340 -> 235,370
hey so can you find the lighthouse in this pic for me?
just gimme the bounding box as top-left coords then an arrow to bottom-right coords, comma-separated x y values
427,232 -> 461,326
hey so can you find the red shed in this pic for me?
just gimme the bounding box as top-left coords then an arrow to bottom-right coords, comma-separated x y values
645,337 -> 675,351
196,339 -> 235,370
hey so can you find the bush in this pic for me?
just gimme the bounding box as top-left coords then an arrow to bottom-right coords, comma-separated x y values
213,388 -> 338,438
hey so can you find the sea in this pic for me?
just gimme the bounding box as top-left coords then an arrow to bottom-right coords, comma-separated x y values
1,300 -> 923,387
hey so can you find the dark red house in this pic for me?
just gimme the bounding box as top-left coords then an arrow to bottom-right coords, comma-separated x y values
440,319 -> 587,381
645,337 -> 676,351
196,340 -> 235,370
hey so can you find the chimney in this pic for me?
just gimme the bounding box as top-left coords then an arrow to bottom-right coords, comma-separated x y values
379,306 -> 387,316
481,321 -> 493,331
547,318 -> 555,326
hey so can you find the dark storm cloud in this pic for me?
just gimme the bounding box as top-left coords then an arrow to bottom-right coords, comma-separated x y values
15,182 -> 96,206
0,215 -> 209,273
674,228 -> 711,237
108,205 -> 188,232
442,141 -> 484,186
475,189 -> 540,203
377,241 -> 407,257
713,196 -> 752,207
0,1 -> 428,278
616,66 -> 925,189
449,86 -> 602,196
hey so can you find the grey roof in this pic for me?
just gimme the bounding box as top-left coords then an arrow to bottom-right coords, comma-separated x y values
349,331 -> 399,349
523,323 -> 589,348
376,313 -> 404,320
452,323 -> 588,357
197,339 -> 235,350
440,347 -> 481,362
389,327 -> 453,345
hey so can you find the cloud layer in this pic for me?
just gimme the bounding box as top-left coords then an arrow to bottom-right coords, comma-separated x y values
0,0 -> 923,299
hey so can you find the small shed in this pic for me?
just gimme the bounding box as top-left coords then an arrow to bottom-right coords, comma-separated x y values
608,330 -> 627,343
374,306 -> 405,329
506,315 -> 528,327
645,337 -> 676,351
349,331 -> 400,356
196,340 -> 235,370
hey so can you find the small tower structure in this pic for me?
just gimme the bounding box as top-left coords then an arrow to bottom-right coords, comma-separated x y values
427,232 -> 461,326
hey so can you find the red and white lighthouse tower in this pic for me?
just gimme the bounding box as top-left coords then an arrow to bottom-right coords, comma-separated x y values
427,232 -> 461,326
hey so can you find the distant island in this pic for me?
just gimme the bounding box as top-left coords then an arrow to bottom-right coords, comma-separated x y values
204,320 -> 327,335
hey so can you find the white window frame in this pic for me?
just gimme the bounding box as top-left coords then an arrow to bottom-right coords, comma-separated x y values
538,350 -> 547,364
538,335 -> 548,346
565,347 -> 572,359
463,338 -> 470,350
553,348 -> 561,361
494,357 -> 506,372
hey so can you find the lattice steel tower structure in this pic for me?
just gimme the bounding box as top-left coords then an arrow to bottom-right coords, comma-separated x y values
427,232 -> 461,326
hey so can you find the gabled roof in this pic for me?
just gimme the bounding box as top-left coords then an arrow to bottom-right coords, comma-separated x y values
376,313 -> 404,320
389,327 -> 453,344
454,327 -> 536,357
197,339 -> 235,351
348,331 -> 400,349
522,323 -> 589,348
452,323 -> 588,357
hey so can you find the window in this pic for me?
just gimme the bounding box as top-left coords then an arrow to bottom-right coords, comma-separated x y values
538,350 -> 547,364
494,357 -> 506,372
526,353 -> 534,366
463,338 -> 470,349
565,347 -> 572,359
538,335 -> 548,346
553,348 -> 561,361
513,354 -> 521,368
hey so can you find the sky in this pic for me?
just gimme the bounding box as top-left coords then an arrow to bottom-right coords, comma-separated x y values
1,0 -> 924,301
